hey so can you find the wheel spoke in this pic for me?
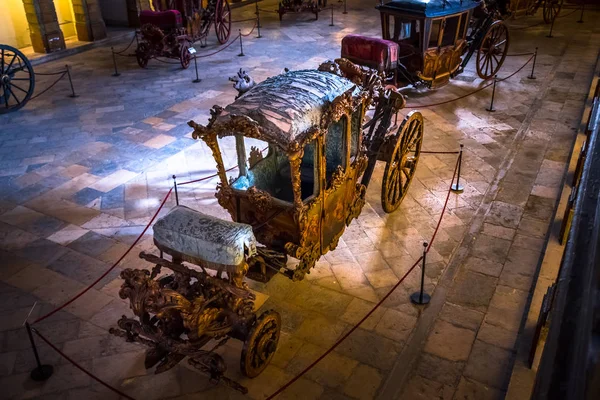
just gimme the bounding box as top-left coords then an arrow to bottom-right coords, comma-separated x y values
494,39 -> 506,48
6,85 -> 21,105
9,82 -> 28,95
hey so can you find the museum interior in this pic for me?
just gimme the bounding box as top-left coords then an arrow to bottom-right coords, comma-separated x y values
1,0 -> 599,399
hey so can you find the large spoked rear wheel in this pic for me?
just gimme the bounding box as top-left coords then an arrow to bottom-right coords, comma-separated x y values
1,44 -> 35,114
543,0 -> 563,23
215,0 -> 232,44
241,310 -> 280,378
381,111 -> 423,213
476,21 -> 509,80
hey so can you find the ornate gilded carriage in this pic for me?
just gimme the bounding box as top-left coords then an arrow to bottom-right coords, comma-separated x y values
342,0 -> 509,88
111,59 -> 424,392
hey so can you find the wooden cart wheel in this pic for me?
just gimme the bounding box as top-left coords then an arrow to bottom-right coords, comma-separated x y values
179,42 -> 192,69
0,44 -> 35,114
381,111 -> 423,213
215,0 -> 232,44
476,21 -> 509,80
543,0 -> 563,23
241,310 -> 280,378
136,42 -> 150,68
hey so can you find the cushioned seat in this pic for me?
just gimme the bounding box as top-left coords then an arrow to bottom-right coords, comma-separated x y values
139,10 -> 183,30
153,205 -> 257,266
341,34 -> 399,72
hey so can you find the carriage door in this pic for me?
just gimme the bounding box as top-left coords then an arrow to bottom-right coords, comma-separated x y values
321,115 -> 351,252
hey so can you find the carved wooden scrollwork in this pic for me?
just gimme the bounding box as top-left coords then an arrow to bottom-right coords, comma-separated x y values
247,186 -> 272,214
248,146 -> 263,168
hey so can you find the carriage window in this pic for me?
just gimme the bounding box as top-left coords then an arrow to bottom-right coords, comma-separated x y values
325,116 -> 348,188
428,19 -> 441,48
441,16 -> 460,47
350,105 -> 362,160
391,18 -> 411,41
300,140 -> 318,201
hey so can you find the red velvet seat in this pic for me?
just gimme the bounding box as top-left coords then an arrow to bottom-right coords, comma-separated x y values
341,34 -> 398,72
139,10 -> 183,30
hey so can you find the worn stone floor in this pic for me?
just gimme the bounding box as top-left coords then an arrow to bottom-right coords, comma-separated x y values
0,1 -> 599,399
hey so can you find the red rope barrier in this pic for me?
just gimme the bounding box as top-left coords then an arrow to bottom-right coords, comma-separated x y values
420,150 -> 461,154
32,328 -> 136,400
231,17 -> 258,23
506,52 -> 535,57
265,153 -> 461,399
30,71 -> 68,101
194,34 -> 241,58
497,54 -> 535,82
240,20 -> 258,37
32,187 -> 174,324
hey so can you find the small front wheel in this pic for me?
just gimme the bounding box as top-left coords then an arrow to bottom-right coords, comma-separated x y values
381,111 -> 423,213
136,42 -> 150,68
179,42 -> 192,69
240,310 -> 280,378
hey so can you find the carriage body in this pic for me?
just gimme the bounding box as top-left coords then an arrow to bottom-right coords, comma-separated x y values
342,0 -> 509,88
135,0 -> 232,69
111,60 -> 424,389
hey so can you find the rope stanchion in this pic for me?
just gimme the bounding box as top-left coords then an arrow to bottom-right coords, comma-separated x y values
32,328 -> 136,400
528,47 -> 538,80
32,187 -> 174,325
65,65 -> 78,98
111,47 -> 121,77
329,4 -> 334,26
577,2 -> 585,23
25,322 -> 53,381
266,153 -> 461,399
486,75 -> 498,112
238,30 -> 245,57
410,242 -> 430,305
450,144 -> 464,193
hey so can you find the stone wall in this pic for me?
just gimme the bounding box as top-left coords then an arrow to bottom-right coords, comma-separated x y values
22,0 -> 65,53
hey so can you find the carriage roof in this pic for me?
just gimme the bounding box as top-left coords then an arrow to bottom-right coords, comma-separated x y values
214,70 -> 359,151
376,0 -> 482,18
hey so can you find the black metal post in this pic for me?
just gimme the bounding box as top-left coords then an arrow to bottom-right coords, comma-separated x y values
256,0 -> 262,36
192,56 -> 201,83
343,0 -> 347,14
486,75 -> 497,112
65,65 -> 78,98
547,12 -> 555,38
238,30 -> 245,57
451,144 -> 464,193
173,175 -> 179,206
410,242 -> 431,305
330,4 -> 334,26
111,48 -> 120,77
528,47 -> 538,80
577,2 -> 584,23
25,323 -> 53,381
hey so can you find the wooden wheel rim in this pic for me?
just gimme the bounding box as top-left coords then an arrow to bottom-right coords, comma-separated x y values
0,44 -> 35,114
381,111 -> 423,213
543,0 -> 563,23
240,310 -> 280,378
180,43 -> 191,69
476,21 -> 509,80
215,0 -> 232,44
136,43 -> 149,68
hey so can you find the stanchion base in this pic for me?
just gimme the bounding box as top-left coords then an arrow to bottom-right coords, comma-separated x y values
112,73 -> 121,77
486,107 -> 496,112
577,20 -> 583,23
238,53 -> 245,57
451,183 -> 464,193
68,94 -> 80,98
192,79 -> 202,83
410,292 -> 431,305
30,365 -> 53,381
546,35 -> 553,38
527,76 -> 536,80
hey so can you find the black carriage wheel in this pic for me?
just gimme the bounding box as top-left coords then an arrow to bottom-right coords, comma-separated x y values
0,44 -> 35,114
215,0 -> 232,44
179,42 -> 192,69
543,0 -> 563,24
476,21 -> 509,80
241,310 -> 280,378
136,42 -> 150,68
381,111 -> 423,213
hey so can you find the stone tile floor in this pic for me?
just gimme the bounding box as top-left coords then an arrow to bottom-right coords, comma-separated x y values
0,1 -> 599,399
